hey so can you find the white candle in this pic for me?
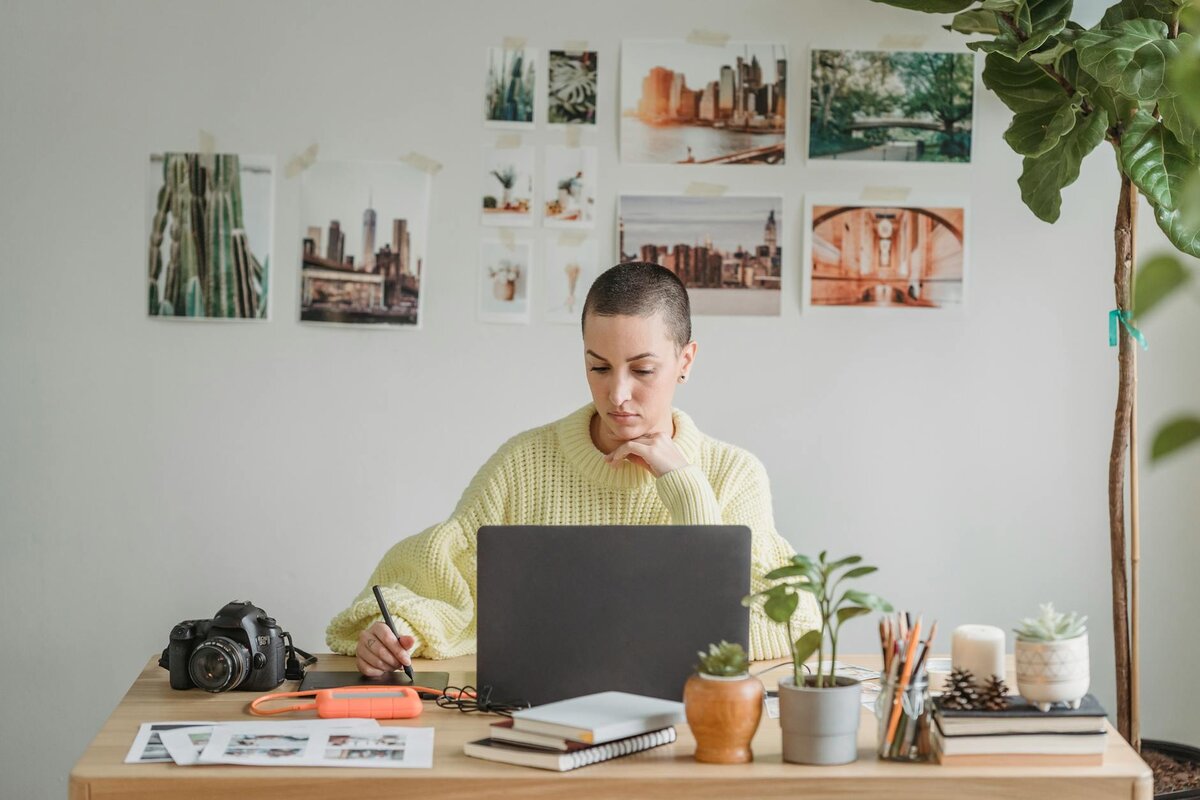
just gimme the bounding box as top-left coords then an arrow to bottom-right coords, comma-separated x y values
951,624 -> 1006,687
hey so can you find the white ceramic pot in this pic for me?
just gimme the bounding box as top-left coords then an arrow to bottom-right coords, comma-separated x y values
1015,632 -> 1090,711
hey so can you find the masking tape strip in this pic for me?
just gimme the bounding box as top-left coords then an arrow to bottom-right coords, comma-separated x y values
562,40 -> 589,55
499,228 -> 517,250
685,181 -> 728,197
557,231 -> 588,246
503,36 -> 527,50
859,186 -> 912,203
400,151 -> 443,175
198,130 -> 216,156
877,34 -> 927,50
687,29 -> 731,47
564,126 -> 581,147
284,143 -> 319,179
495,133 -> 523,149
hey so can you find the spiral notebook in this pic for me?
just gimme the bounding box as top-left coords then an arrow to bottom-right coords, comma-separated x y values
463,727 -> 677,771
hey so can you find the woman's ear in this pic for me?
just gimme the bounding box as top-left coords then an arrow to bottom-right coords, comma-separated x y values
679,340 -> 698,380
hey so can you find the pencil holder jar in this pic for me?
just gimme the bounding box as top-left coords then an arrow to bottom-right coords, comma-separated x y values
875,674 -> 931,762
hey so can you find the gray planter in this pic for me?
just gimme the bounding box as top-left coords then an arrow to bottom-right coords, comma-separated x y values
778,675 -> 861,765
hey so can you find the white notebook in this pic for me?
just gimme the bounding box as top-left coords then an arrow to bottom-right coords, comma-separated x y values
464,727 -> 677,771
509,691 -> 686,744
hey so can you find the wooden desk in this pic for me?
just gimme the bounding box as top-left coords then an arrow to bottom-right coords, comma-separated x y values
70,653 -> 1151,800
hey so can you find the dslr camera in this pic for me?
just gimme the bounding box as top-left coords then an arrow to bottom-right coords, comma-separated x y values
159,601 -> 287,692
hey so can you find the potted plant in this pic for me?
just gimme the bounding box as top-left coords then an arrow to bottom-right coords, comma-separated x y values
743,552 -> 892,765
682,640 -> 763,764
865,0 -> 1200,754
1013,603 -> 1090,712
488,262 -> 521,301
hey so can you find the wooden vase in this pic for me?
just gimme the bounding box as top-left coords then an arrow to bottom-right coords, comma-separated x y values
683,673 -> 764,764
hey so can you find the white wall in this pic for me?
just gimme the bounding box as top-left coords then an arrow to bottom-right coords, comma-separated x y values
2,1 -> 1198,796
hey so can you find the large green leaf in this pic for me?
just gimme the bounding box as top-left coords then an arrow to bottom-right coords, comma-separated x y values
1134,253 -> 1192,318
1076,19 -> 1181,101
836,606 -> 873,626
948,8 -> 1002,33
982,0 -> 1023,10
1151,416 -> 1200,461
1159,94 -> 1200,153
792,630 -> 823,671
1062,49 -> 1141,124
1005,95 -> 1081,155
982,52 -> 1067,112
869,0 -> 977,10
1155,200 -> 1200,256
1120,110 -> 1195,211
763,590 -> 800,624
1166,35 -> 1200,123
843,589 -> 894,612
968,21 -> 1024,58
1015,0 -> 1075,59
1018,106 -> 1110,221
1100,0 -> 1181,27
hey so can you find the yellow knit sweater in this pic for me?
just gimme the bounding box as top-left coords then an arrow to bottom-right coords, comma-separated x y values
326,404 -> 819,661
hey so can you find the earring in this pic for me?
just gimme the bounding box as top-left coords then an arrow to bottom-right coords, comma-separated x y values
679,374 -> 688,383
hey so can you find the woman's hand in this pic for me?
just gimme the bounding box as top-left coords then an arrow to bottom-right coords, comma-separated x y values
603,430 -> 689,478
356,620 -> 415,677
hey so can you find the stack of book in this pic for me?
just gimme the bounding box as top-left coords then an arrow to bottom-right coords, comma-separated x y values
932,694 -> 1109,765
463,691 -> 684,772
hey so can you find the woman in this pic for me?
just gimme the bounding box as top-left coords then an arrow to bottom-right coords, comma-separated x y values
327,261 -> 819,676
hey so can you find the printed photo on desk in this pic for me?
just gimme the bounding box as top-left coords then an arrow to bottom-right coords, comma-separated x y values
548,49 -> 598,125
805,198 -> 967,309
486,44 -> 536,128
299,160 -> 430,327
146,153 -> 273,320
808,49 -> 976,163
483,145 -> 536,227
619,194 -> 782,315
480,238 -> 532,324
620,40 -> 787,165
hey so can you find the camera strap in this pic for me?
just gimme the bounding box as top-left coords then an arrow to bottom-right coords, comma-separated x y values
283,632 -> 318,681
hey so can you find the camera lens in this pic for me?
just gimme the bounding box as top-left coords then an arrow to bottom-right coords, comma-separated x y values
188,637 -> 250,692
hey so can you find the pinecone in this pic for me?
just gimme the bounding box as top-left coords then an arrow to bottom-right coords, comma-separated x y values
940,667 -> 981,710
978,674 -> 1011,711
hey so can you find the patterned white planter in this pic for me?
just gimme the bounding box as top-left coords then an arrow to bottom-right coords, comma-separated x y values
1015,632 -> 1090,712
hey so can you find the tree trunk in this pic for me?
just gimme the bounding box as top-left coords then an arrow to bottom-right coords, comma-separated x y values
1108,175 -> 1136,743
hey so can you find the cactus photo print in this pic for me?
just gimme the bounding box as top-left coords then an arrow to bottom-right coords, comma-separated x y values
485,45 -> 536,129
146,152 -> 274,320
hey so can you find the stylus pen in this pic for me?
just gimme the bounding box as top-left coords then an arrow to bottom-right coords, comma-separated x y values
371,584 -> 414,682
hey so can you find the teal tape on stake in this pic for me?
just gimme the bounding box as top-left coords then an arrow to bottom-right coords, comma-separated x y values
1109,309 -> 1148,350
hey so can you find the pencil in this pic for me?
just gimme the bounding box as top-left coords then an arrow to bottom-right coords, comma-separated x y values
886,617 -> 921,747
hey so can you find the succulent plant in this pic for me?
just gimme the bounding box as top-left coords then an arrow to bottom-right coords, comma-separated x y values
695,640 -> 749,678
1014,603 -> 1087,643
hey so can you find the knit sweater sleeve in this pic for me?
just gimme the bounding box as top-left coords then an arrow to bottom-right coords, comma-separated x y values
324,444 -> 513,660
656,457 -> 821,661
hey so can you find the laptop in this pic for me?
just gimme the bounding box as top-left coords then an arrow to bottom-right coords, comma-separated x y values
476,525 -> 751,706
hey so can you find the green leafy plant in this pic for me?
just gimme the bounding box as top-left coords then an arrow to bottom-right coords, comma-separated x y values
695,640 -> 750,677
869,0 -> 1199,745
1015,602 -> 1088,642
489,166 -> 517,189
743,552 -> 892,689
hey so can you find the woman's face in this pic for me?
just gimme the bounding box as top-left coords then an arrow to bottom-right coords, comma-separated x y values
583,311 -> 696,446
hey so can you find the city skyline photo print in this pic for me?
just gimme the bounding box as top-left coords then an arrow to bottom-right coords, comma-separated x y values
620,40 -> 787,165
619,194 -> 782,316
298,159 -> 431,327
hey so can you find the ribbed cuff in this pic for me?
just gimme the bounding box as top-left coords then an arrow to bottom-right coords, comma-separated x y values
655,464 -> 722,524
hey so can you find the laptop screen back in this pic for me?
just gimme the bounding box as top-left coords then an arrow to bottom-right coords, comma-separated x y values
477,525 -> 751,706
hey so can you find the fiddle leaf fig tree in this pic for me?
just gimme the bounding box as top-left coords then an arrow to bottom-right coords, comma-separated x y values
868,0 -> 1200,747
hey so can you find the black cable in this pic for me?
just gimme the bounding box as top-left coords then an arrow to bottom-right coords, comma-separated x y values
434,684 -> 530,716
282,632 -> 318,681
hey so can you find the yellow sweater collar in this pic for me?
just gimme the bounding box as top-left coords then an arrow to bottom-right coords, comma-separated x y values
555,404 -> 704,489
